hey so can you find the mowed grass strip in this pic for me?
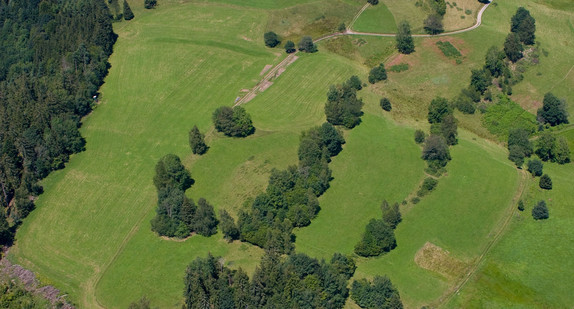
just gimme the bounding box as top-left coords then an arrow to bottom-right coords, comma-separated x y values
352,2 -> 398,33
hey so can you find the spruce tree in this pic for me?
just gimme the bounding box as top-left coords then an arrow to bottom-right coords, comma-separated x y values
189,125 -> 208,155
123,0 -> 134,20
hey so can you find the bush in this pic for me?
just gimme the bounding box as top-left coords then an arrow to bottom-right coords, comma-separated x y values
389,63 -> 409,73
144,0 -> 157,9
532,200 -> 548,220
368,64 -> 387,84
414,130 -> 426,144
422,135 -> 451,167
527,159 -> 543,176
284,40 -> 296,53
381,200 -> 401,229
212,106 -> 255,137
264,31 -> 280,48
380,98 -> 392,111
298,36 -> 317,53
417,177 -> 438,197
517,200 -> 524,211
354,219 -> 396,257
539,174 -> 552,190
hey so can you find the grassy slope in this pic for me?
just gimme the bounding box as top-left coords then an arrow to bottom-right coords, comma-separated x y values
352,2 -> 397,33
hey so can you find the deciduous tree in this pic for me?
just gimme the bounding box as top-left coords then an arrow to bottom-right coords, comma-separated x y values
264,31 -> 281,48
189,125 -> 208,155
396,21 -> 414,54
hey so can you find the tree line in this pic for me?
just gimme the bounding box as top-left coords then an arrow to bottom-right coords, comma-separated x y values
0,0 -> 117,245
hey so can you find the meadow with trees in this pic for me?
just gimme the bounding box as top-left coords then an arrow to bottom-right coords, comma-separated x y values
3,0 -> 574,308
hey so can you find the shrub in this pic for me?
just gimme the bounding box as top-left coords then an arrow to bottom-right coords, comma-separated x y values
527,159 -> 543,176
539,174 -> 552,190
298,36 -> 317,53
417,177 -> 438,197
532,200 -> 548,220
368,63 -> 387,84
144,0 -> 157,9
351,276 -> 403,309
436,41 -> 461,58
284,40 -> 296,53
380,98 -> 392,111
264,31 -> 280,48
414,130 -> 426,144
517,200 -> 524,211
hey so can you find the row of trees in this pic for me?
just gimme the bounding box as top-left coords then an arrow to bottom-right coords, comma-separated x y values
264,32 -> 317,54
351,276 -> 403,309
508,128 -> 570,167
237,123 -> 345,253
183,251 -> 359,309
150,154 -> 218,238
0,0 -> 117,243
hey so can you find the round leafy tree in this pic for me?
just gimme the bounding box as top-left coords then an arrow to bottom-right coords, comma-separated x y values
539,174 -> 552,190
264,31 -> 280,48
532,200 -> 549,220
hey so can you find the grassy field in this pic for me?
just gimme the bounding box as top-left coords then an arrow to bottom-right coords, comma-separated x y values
7,0 -> 574,308
448,162 -> 574,308
352,2 -> 397,33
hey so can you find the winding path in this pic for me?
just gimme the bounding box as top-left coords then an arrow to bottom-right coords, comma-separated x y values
236,2 -> 491,106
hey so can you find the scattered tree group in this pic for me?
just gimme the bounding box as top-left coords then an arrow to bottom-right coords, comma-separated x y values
212,106 -> 255,137
351,276 -> 403,309
368,63 -> 387,84
184,252 -> 356,309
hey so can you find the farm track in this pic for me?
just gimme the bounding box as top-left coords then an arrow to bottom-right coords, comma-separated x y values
437,169 -> 529,307
235,2 -> 491,106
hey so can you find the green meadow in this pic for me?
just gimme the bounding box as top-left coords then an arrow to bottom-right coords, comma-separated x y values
8,0 -> 574,308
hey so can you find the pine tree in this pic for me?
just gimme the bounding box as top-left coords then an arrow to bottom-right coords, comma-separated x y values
189,125 -> 208,155
123,0 -> 134,20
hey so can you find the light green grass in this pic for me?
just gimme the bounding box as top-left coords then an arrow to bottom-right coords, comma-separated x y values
379,0 -> 428,33
448,162 -> 574,308
352,2 -> 398,33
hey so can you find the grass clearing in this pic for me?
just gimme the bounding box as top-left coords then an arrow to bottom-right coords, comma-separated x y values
482,96 -> 538,139
352,2 -> 398,33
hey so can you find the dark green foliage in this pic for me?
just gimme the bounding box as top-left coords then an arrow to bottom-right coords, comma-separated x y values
527,159 -> 543,177
417,177 -> 438,197
264,31 -> 281,48
354,219 -> 396,257
504,33 -> 523,63
351,276 -> 403,309
298,36 -> 317,53
532,200 -> 548,220
193,198 -> 218,236
239,124 -> 344,253
389,63 -> 410,73
510,7 -> 536,45
380,98 -> 392,111
184,252 -> 351,309
212,106 -> 255,137
539,174 -> 552,190
0,0 -> 116,223
517,200 -> 524,211
484,46 -> 506,77
470,68 -> 492,94
325,84 -> 364,128
144,0 -> 157,9
123,0 -> 134,20
422,135 -> 451,169
478,0 -> 490,3
507,128 -> 533,167
427,97 -> 451,124
431,0 -> 447,16
0,276 -> 52,308
219,209 -> 239,241
338,23 -> 347,32
396,21 -> 415,54
346,75 -> 363,91
284,40 -> 296,54
554,137 -> 571,164
453,93 -> 476,114
189,126 -> 208,155
414,130 -> 426,144
535,133 -> 556,161
424,14 -> 444,35
367,0 -> 379,4
151,187 -> 186,237
0,214 -> 13,245
440,114 -> 458,145
153,154 -> 193,191
381,200 -> 402,229
537,93 -> 568,126
330,253 -> 357,279
368,64 -> 387,84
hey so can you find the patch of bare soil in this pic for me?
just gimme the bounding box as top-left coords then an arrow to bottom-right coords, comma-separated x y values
0,256 -> 75,308
260,64 -> 273,76
259,80 -> 274,92
414,242 -> 468,280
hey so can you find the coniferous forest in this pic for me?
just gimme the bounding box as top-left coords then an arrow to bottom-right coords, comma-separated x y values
0,0 -> 116,234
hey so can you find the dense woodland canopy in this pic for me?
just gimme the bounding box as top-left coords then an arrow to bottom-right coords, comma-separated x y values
0,0 -> 116,232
